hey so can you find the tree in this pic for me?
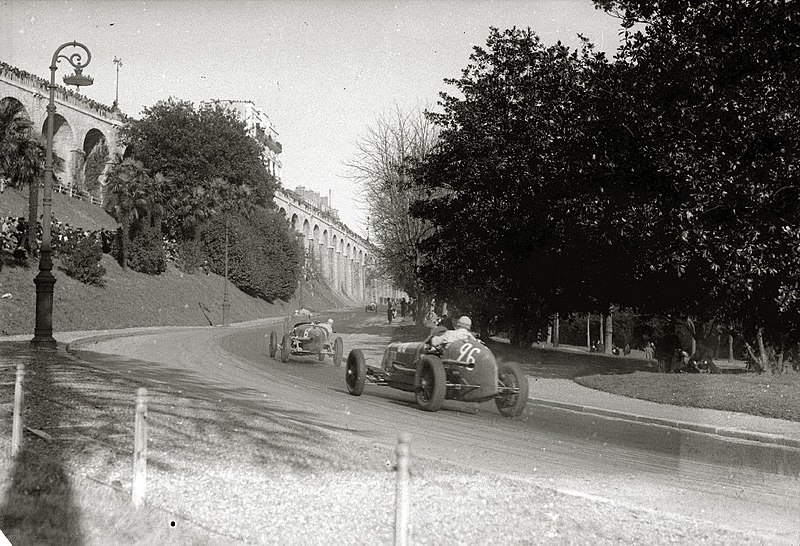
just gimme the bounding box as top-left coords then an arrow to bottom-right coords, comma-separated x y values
413,27 -> 612,344
121,98 -> 277,240
0,99 -> 48,255
347,106 -> 439,325
592,0 -> 800,373
103,158 -> 166,268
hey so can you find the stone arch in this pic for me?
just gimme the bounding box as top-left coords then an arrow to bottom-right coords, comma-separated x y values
41,113 -> 76,189
290,213 -> 299,232
302,218 -> 310,240
0,96 -> 30,122
82,128 -> 109,199
279,206 -> 286,217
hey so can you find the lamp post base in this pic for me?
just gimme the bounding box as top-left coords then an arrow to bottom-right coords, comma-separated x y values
222,301 -> 230,327
32,270 -> 57,348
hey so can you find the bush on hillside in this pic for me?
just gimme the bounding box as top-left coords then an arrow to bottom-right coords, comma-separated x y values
59,236 -> 106,286
201,208 -> 301,302
175,238 -> 205,274
126,229 -> 167,275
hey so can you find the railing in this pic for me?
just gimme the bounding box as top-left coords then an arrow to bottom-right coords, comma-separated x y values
53,183 -> 103,206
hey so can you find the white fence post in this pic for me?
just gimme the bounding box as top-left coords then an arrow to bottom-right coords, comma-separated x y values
11,363 -> 24,456
132,387 -> 148,508
394,433 -> 411,546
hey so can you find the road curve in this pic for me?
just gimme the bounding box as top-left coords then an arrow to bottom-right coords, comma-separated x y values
74,312 -> 800,543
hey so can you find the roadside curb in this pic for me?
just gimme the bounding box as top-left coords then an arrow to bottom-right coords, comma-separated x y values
526,397 -> 800,450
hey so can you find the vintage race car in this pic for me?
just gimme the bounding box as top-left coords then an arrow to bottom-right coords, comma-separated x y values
344,336 -> 529,416
365,302 -> 377,313
269,312 -> 344,366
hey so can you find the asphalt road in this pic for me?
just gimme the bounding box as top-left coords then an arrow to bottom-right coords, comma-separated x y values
78,309 -> 800,543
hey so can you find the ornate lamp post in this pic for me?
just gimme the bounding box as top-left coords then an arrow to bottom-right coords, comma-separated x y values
32,41 -> 94,348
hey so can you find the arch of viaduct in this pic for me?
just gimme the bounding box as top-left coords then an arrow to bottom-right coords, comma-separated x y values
1,63 -> 125,194
275,187 -> 372,303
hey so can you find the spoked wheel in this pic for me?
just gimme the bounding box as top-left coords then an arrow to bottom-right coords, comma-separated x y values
333,337 -> 344,367
269,331 -> 277,358
280,334 -> 290,362
346,349 -> 366,396
415,356 -> 446,412
495,362 -> 529,417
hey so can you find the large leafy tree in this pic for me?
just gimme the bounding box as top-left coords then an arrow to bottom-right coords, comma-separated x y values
414,28 -> 612,343
590,0 -> 800,372
121,98 -> 277,240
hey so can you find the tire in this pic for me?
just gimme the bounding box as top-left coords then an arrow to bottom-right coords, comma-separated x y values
495,362 -> 529,417
269,331 -> 277,358
333,337 -> 344,367
346,349 -> 366,396
281,334 -> 290,362
415,356 -> 446,412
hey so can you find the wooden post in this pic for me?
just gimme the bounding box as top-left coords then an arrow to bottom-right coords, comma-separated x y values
11,363 -> 24,456
586,315 -> 591,349
132,387 -> 148,508
394,433 -> 411,546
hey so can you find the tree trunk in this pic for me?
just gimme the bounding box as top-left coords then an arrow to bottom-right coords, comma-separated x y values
756,328 -> 775,376
121,222 -> 129,269
728,334 -> 734,362
603,307 -> 613,355
586,315 -> 591,349
553,313 -> 560,348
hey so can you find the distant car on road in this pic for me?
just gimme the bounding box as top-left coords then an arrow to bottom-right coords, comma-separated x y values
344,335 -> 529,416
365,302 -> 377,313
269,311 -> 344,366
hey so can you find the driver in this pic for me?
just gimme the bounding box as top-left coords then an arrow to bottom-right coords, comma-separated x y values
430,315 -> 475,349
318,318 -> 334,337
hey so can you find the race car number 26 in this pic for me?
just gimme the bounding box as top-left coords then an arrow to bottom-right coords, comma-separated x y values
456,343 -> 480,364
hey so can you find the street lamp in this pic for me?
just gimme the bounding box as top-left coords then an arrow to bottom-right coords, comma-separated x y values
113,56 -> 123,109
32,41 -> 93,348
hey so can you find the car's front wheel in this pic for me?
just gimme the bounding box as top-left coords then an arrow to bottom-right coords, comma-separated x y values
333,337 -> 344,367
281,334 -> 290,362
495,362 -> 529,417
415,356 -> 446,412
269,331 -> 277,358
346,349 -> 366,396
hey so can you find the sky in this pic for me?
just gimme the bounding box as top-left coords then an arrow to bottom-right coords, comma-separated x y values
0,0 -> 626,235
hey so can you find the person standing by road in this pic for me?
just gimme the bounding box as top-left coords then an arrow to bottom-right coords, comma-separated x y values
387,299 -> 394,324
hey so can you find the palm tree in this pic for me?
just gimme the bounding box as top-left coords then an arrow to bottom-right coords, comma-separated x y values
0,99 -> 46,254
103,158 -> 165,268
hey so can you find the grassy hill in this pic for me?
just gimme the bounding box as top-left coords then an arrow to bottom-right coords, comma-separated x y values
0,187 -> 348,336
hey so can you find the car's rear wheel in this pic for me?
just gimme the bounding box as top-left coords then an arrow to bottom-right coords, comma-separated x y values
415,356 -> 446,412
269,331 -> 277,358
346,349 -> 366,396
281,334 -> 290,362
333,337 -> 344,367
495,362 -> 529,417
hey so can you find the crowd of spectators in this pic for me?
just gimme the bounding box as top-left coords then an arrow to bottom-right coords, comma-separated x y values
1,213 -> 116,264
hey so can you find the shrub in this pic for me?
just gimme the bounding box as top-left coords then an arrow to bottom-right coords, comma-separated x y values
127,229 -> 167,275
59,236 -> 106,286
200,208 -> 301,301
175,238 -> 205,274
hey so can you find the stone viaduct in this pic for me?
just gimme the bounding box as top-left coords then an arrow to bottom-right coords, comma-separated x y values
1,61 -> 372,302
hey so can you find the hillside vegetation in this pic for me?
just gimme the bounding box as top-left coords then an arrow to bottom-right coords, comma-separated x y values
0,188 -> 346,336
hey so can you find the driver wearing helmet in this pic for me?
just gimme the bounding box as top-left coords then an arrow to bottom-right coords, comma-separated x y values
430,315 -> 476,349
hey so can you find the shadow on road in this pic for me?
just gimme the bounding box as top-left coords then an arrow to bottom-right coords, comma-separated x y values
0,343 -> 84,545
